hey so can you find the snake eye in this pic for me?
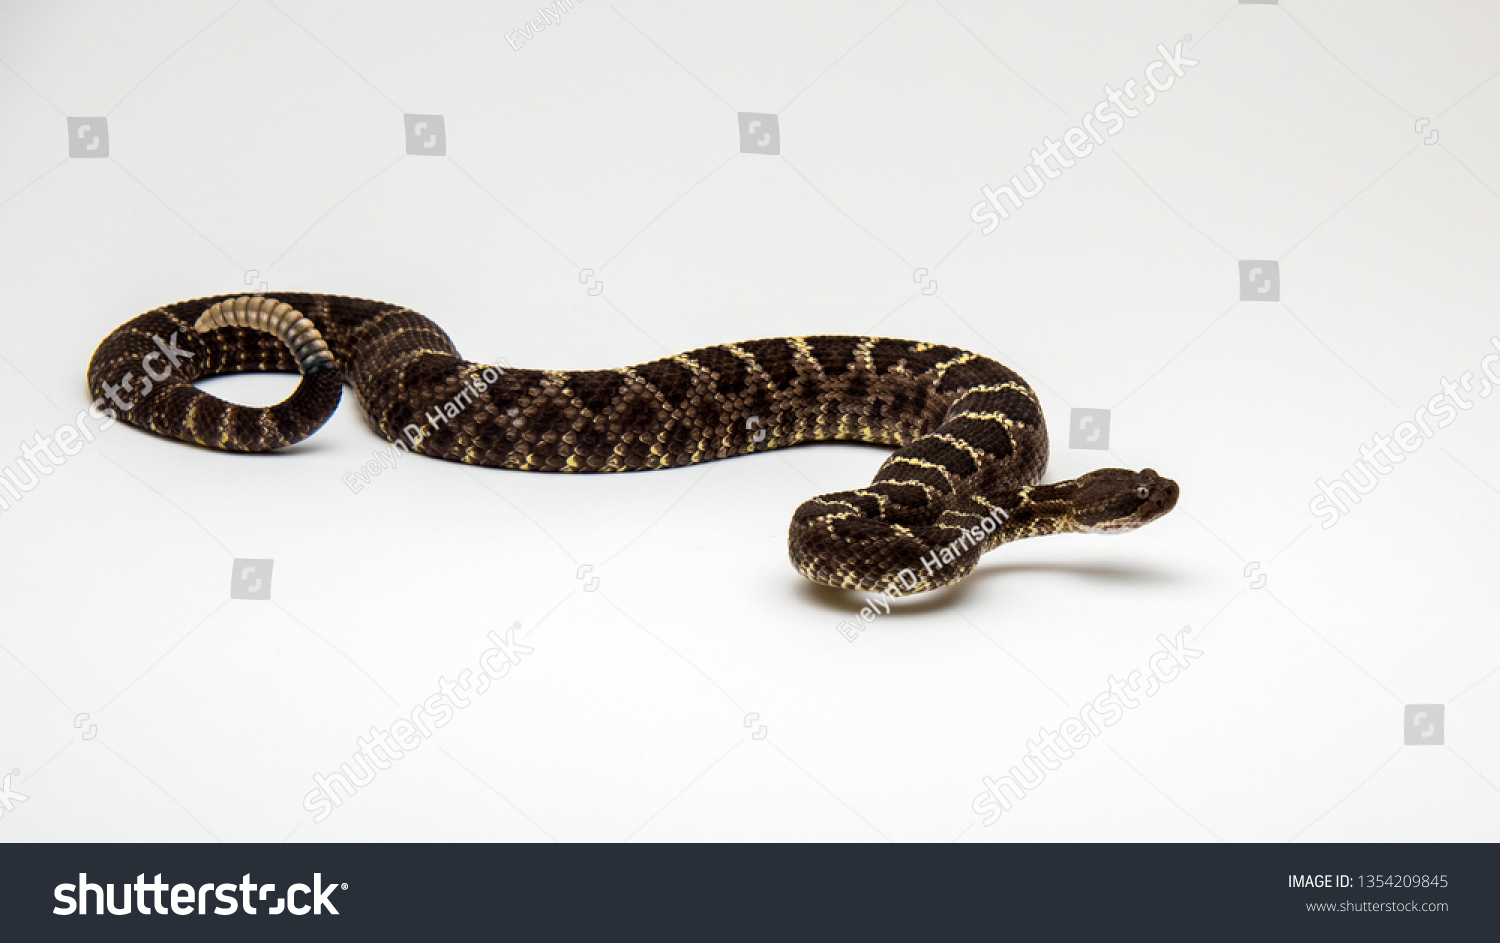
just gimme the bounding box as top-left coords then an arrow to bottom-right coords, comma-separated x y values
1135,486 -> 1150,499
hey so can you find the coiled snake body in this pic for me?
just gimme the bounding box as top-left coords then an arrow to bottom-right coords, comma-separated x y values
88,293 -> 1178,594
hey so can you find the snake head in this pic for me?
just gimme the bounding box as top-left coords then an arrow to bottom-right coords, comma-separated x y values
1068,467 -> 1179,534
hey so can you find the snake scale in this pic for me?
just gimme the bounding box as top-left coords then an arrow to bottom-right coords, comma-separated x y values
87,293 -> 1179,594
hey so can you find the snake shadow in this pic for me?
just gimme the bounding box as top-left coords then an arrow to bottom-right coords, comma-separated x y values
793,560 -> 1182,616
130,432 -> 343,457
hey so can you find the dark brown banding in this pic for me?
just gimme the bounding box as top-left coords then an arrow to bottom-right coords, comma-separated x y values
87,292 -> 1178,594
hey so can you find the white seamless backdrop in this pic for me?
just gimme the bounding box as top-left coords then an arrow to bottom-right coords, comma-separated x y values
0,0 -> 1497,842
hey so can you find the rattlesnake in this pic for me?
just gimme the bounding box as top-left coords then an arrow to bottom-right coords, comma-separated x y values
87,293 -> 1179,594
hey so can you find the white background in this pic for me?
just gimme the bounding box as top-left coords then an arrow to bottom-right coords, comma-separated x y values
1,0 -> 1497,842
